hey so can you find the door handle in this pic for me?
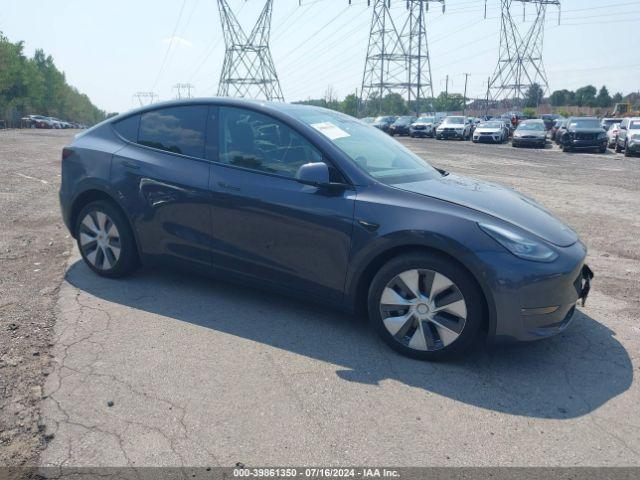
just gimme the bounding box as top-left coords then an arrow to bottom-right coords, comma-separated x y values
122,161 -> 140,170
217,181 -> 241,192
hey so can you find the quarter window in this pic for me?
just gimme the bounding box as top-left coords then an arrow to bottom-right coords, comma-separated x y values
218,107 -> 322,178
138,106 -> 208,159
113,115 -> 140,142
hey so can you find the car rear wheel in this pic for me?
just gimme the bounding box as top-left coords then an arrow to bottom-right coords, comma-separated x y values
75,200 -> 139,278
368,252 -> 484,360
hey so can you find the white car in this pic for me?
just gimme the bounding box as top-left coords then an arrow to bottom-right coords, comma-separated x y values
615,117 -> 640,157
435,116 -> 472,140
607,123 -> 621,148
472,121 -> 509,143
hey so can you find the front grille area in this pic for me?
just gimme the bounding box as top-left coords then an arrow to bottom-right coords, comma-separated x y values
576,133 -> 597,140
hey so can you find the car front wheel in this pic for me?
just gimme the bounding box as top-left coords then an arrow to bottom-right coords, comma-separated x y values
75,200 -> 139,278
368,252 -> 484,360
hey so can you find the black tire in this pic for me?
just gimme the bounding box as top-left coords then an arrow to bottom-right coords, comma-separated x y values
75,200 -> 139,278
615,141 -> 623,153
599,145 -> 607,154
624,141 -> 631,157
367,252 -> 484,360
562,143 -> 572,152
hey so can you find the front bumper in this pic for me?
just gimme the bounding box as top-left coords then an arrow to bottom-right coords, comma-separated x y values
437,130 -> 465,139
474,133 -> 502,142
484,240 -> 591,343
567,138 -> 607,149
513,136 -> 546,147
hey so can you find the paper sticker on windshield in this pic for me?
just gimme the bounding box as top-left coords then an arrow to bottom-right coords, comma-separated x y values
311,122 -> 350,140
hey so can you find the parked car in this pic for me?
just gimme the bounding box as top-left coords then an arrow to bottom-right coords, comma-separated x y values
601,118 -> 623,131
409,116 -> 437,138
615,117 -> 640,157
360,117 -> 375,125
59,99 -> 593,360
607,123 -> 621,148
552,119 -> 568,144
435,116 -> 472,140
541,114 -> 562,131
372,116 -> 396,133
558,117 -> 607,153
23,115 -> 56,129
389,116 -> 417,136
472,121 -> 509,143
512,119 -> 547,148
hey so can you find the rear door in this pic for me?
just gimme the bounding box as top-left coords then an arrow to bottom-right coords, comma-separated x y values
110,105 -> 215,267
206,106 -> 356,303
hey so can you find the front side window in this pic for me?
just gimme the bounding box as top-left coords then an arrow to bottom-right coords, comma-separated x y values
218,107 -> 322,178
138,106 -> 208,158
285,106 -> 442,185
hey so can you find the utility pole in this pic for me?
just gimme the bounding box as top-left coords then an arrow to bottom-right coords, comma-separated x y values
173,83 -> 195,99
487,0 -> 560,106
132,92 -> 158,107
485,76 -> 491,117
358,0 -> 445,114
217,0 -> 284,101
462,73 -> 470,116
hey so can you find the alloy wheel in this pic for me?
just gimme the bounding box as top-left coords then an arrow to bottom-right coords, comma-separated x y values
79,211 -> 122,271
379,269 -> 467,351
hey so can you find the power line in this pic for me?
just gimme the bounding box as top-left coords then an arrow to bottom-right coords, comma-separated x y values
151,0 -> 188,92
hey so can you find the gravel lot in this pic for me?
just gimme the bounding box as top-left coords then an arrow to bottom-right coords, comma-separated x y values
1,130 -> 639,469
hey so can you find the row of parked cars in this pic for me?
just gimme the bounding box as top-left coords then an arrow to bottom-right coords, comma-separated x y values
362,114 -> 547,148
21,115 -> 86,129
362,114 -> 640,156
549,116 -> 640,156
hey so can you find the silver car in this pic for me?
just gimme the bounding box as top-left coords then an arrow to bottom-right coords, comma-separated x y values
435,116 -> 472,140
472,121 -> 508,143
615,117 -> 640,157
512,120 -> 547,148
409,116 -> 437,138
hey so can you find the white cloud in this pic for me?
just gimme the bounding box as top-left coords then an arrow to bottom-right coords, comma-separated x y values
162,36 -> 193,48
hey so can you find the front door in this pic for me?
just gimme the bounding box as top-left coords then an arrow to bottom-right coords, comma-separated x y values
207,106 -> 356,303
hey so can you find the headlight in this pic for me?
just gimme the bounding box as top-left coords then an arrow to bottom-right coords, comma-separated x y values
478,223 -> 558,262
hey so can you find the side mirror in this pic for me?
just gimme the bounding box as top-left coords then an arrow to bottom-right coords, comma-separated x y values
296,162 -> 330,187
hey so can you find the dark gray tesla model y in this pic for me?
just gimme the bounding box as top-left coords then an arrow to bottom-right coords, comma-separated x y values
59,99 -> 593,360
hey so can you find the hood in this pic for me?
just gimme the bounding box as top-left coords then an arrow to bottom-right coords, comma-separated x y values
567,127 -> 604,134
514,130 -> 546,137
394,174 -> 578,247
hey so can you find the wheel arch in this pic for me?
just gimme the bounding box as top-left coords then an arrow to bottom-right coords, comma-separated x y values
350,243 -> 496,338
69,188 -> 143,260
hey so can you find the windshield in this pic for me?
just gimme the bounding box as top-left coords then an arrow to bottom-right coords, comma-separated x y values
518,122 -> 545,131
395,116 -> 415,124
569,119 -> 601,129
479,121 -> 503,129
443,117 -> 464,125
416,117 -> 434,123
374,116 -> 393,123
288,108 -> 442,185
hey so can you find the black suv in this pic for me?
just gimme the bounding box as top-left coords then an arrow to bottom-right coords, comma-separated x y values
558,117 -> 607,153
389,116 -> 417,136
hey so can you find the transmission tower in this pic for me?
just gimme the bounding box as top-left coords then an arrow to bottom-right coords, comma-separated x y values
488,0 -> 560,105
217,0 -> 284,101
173,83 -> 196,99
132,92 -> 159,107
360,0 -> 445,114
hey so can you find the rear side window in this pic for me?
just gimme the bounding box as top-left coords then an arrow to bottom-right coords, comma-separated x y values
113,115 -> 140,142
138,106 -> 208,158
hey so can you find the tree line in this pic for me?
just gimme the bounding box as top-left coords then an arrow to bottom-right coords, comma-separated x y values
0,32 -> 107,126
296,83 -> 635,117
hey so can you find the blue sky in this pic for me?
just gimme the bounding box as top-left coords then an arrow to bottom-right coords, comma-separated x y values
2,0 -> 639,113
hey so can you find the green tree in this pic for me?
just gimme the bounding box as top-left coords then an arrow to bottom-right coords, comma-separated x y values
340,94 -> 359,117
612,92 -> 624,104
574,85 -> 597,107
434,92 -> 464,112
596,86 -> 612,108
524,83 -> 544,108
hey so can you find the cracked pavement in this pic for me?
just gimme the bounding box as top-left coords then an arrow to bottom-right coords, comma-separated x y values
40,136 -> 639,467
